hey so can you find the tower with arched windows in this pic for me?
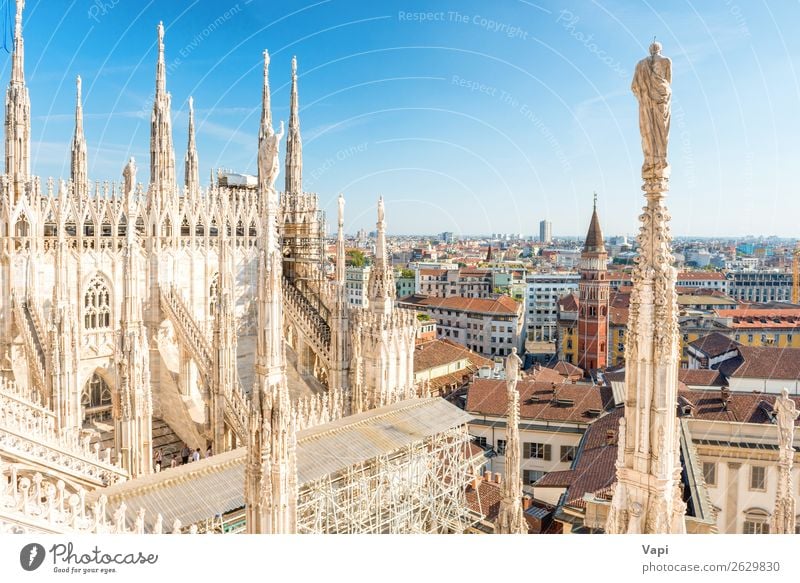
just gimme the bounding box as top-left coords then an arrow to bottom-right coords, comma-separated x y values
577,195 -> 609,374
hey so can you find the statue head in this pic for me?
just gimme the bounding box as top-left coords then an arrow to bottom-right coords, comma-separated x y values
649,41 -> 662,56
511,347 -> 517,355
781,387 -> 790,399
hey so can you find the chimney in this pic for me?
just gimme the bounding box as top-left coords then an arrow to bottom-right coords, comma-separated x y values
720,387 -> 731,411
606,429 -> 617,446
472,473 -> 482,490
484,470 -> 492,482
522,496 -> 532,510
493,472 -> 502,484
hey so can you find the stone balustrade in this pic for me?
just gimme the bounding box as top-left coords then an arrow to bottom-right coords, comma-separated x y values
160,285 -> 213,375
0,464 -> 186,534
0,380 -> 127,486
282,279 -> 331,362
11,293 -> 47,395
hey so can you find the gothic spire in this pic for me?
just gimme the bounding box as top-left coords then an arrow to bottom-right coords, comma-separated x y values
12,0 -> 25,85
605,42 -> 685,535
284,56 -> 302,195
583,192 -> 605,254
260,50 -> 272,142
149,21 -> 176,200
184,96 -> 199,195
495,353 -> 527,534
71,75 -> 88,196
366,197 -> 395,314
247,122 -> 297,532
5,0 -> 31,181
335,194 -> 346,285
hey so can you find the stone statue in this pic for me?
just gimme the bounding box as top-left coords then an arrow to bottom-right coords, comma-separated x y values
338,193 -> 345,228
504,347 -> 523,389
260,121 -> 285,190
775,388 -> 798,452
631,41 -> 672,179
122,157 -> 136,196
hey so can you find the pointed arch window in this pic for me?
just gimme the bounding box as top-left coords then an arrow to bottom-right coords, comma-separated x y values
84,274 -> 112,330
181,217 -> 191,236
82,372 -> 112,422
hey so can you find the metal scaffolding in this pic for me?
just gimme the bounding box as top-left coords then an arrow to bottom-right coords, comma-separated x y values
296,425 -> 475,534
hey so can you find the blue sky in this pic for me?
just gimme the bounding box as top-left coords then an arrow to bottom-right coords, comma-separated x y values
8,0 -> 800,238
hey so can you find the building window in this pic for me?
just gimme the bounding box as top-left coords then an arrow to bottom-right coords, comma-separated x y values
473,436 -> 487,448
496,439 -> 507,455
750,466 -> 766,491
703,462 -> 717,486
523,442 -> 551,460
743,509 -> 770,534
560,445 -> 577,463
81,373 -> 112,422
83,274 -> 111,330
522,469 -> 545,486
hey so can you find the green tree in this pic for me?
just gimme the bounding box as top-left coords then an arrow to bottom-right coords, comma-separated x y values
346,249 -> 366,267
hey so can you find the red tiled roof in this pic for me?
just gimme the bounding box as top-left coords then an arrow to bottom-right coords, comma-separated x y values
678,369 -> 726,387
558,292 -> 578,312
465,479 -> 504,521
720,345 -> 800,381
466,379 -> 612,423
680,389 -> 800,425
677,271 -> 727,281
557,408 -> 623,509
414,338 -> 491,372
547,360 -> 584,378
688,332 -> 740,358
400,294 -> 521,315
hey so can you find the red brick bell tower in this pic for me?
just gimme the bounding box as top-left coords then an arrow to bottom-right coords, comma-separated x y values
577,194 -> 609,373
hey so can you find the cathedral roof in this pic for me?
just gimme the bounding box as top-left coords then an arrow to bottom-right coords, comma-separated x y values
87,398 -> 472,531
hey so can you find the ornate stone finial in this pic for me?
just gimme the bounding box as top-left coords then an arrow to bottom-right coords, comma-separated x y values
504,346 -> 522,391
631,40 -> 672,183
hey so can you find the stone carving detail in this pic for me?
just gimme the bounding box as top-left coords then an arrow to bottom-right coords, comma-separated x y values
771,388 -> 798,534
606,42 -> 684,535
632,41 -> 672,180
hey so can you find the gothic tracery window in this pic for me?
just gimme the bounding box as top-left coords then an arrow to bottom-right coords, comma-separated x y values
81,373 -> 112,421
84,274 -> 112,330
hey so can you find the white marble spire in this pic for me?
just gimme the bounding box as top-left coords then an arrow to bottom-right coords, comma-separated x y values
184,97 -> 199,196
284,56 -> 302,195
246,62 -> 297,533
71,76 -> 88,196
5,0 -> 31,182
606,41 -> 685,534
771,388 -> 799,534
335,193 -> 346,285
366,197 -> 395,314
495,349 -> 527,534
149,21 -> 176,201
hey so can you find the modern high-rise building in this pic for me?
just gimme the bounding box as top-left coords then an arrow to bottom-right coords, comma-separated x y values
539,220 -> 552,244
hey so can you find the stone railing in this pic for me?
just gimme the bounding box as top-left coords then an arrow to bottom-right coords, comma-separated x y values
25,291 -> 51,361
225,374 -> 249,442
282,279 -> 331,363
160,285 -> 248,444
0,466 -> 195,534
10,292 -> 47,397
0,382 -> 127,487
159,285 -> 213,375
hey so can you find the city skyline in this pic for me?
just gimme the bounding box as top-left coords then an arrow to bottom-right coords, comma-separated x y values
9,1 -> 800,237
